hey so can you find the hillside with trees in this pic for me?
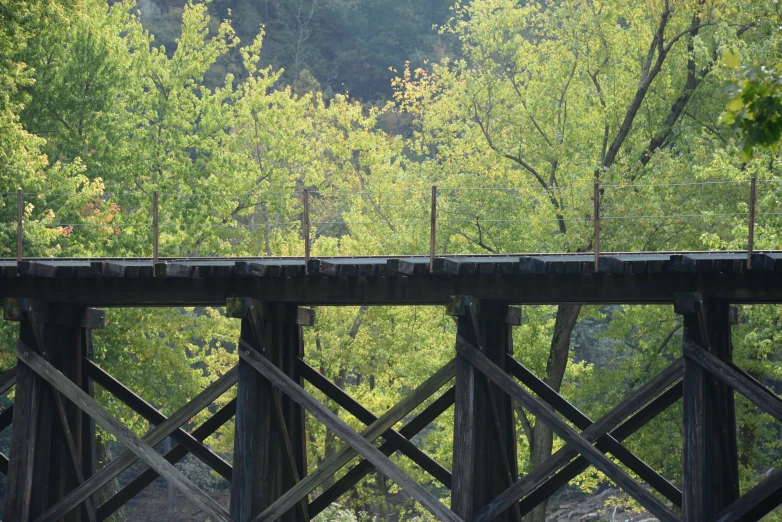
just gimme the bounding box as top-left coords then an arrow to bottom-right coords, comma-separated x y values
1,0 -> 781,520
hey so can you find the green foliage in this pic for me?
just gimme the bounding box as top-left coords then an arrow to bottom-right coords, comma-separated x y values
722,60 -> 782,159
1,0 -> 782,518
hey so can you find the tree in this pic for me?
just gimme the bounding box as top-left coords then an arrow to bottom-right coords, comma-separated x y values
394,0 -> 780,517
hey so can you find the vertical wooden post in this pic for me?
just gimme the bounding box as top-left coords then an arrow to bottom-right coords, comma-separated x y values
4,302 -> 41,522
676,294 -> 740,522
747,177 -> 757,269
229,299 -> 312,522
594,182 -> 600,272
3,301 -> 104,522
17,189 -> 23,263
152,191 -> 159,270
303,190 -> 310,275
448,296 -> 519,522
430,186 -> 437,273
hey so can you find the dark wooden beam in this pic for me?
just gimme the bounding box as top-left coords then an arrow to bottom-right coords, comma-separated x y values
97,399 -> 236,521
3,319 -> 41,522
308,387 -> 456,518
505,355 -> 681,507
450,298 -> 479,521
16,343 -> 232,522
84,359 -> 232,480
684,343 -> 782,423
230,300 -> 310,522
448,297 -> 521,522
8,267 -> 782,306
0,367 -> 17,395
297,358 -> 452,487
240,343 -> 458,522
33,365 -> 238,522
677,294 -> 740,521
713,467 -> 782,522
517,381 -> 684,517
457,336 -> 680,521
468,352 -> 685,522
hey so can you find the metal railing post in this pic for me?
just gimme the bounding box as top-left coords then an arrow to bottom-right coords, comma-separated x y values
304,189 -> 311,274
152,191 -> 159,274
430,186 -> 437,273
747,177 -> 757,269
594,182 -> 600,272
17,189 -> 23,264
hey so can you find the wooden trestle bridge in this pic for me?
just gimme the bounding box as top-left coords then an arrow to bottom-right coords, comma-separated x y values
1,252 -> 781,522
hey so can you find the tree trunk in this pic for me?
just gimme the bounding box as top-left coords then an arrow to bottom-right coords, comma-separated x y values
97,435 -> 126,522
527,304 -> 581,522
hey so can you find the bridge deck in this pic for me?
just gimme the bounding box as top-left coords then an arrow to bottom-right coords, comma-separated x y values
3,252 -> 782,306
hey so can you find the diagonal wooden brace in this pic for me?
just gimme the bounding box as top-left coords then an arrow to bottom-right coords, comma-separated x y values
505,355 -> 681,507
456,336 -> 682,522
17,342 -> 232,522
239,341 -> 462,522
297,357 -> 452,488
474,357 -> 683,522
98,398 -> 237,521
0,367 -> 16,395
309,386 -> 456,518
684,343 -> 782,423
84,358 -> 232,480
713,466 -> 782,522
33,362 -> 238,522
516,381 -> 684,517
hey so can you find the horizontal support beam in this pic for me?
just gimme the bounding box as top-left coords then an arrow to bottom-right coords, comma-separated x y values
3,299 -> 105,328
7,270 -> 782,306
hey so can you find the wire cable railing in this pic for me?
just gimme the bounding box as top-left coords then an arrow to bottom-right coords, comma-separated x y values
2,179 -> 776,268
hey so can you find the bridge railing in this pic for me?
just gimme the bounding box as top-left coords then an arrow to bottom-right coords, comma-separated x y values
1,178 -> 777,262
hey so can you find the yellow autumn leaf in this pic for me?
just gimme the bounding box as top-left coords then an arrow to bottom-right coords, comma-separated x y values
721,49 -> 741,70
725,96 -> 744,112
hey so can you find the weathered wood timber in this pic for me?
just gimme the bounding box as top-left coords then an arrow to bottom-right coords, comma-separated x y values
505,355 -> 681,507
308,387 -> 456,518
472,357 -> 685,522
297,358 -> 452,487
2,252 -> 782,521
517,381 -> 685,517
241,343 -> 458,522
97,399 -> 237,521
84,359 -> 232,480
5,252 -> 782,306
17,343 -> 233,522
34,365 -> 238,522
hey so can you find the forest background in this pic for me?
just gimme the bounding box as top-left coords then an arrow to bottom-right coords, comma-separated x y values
1,0 -> 782,520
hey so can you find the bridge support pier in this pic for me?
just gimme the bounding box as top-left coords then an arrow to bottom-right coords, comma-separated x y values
677,293 -> 740,521
3,299 -> 102,522
449,296 -> 520,522
229,299 -> 313,522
